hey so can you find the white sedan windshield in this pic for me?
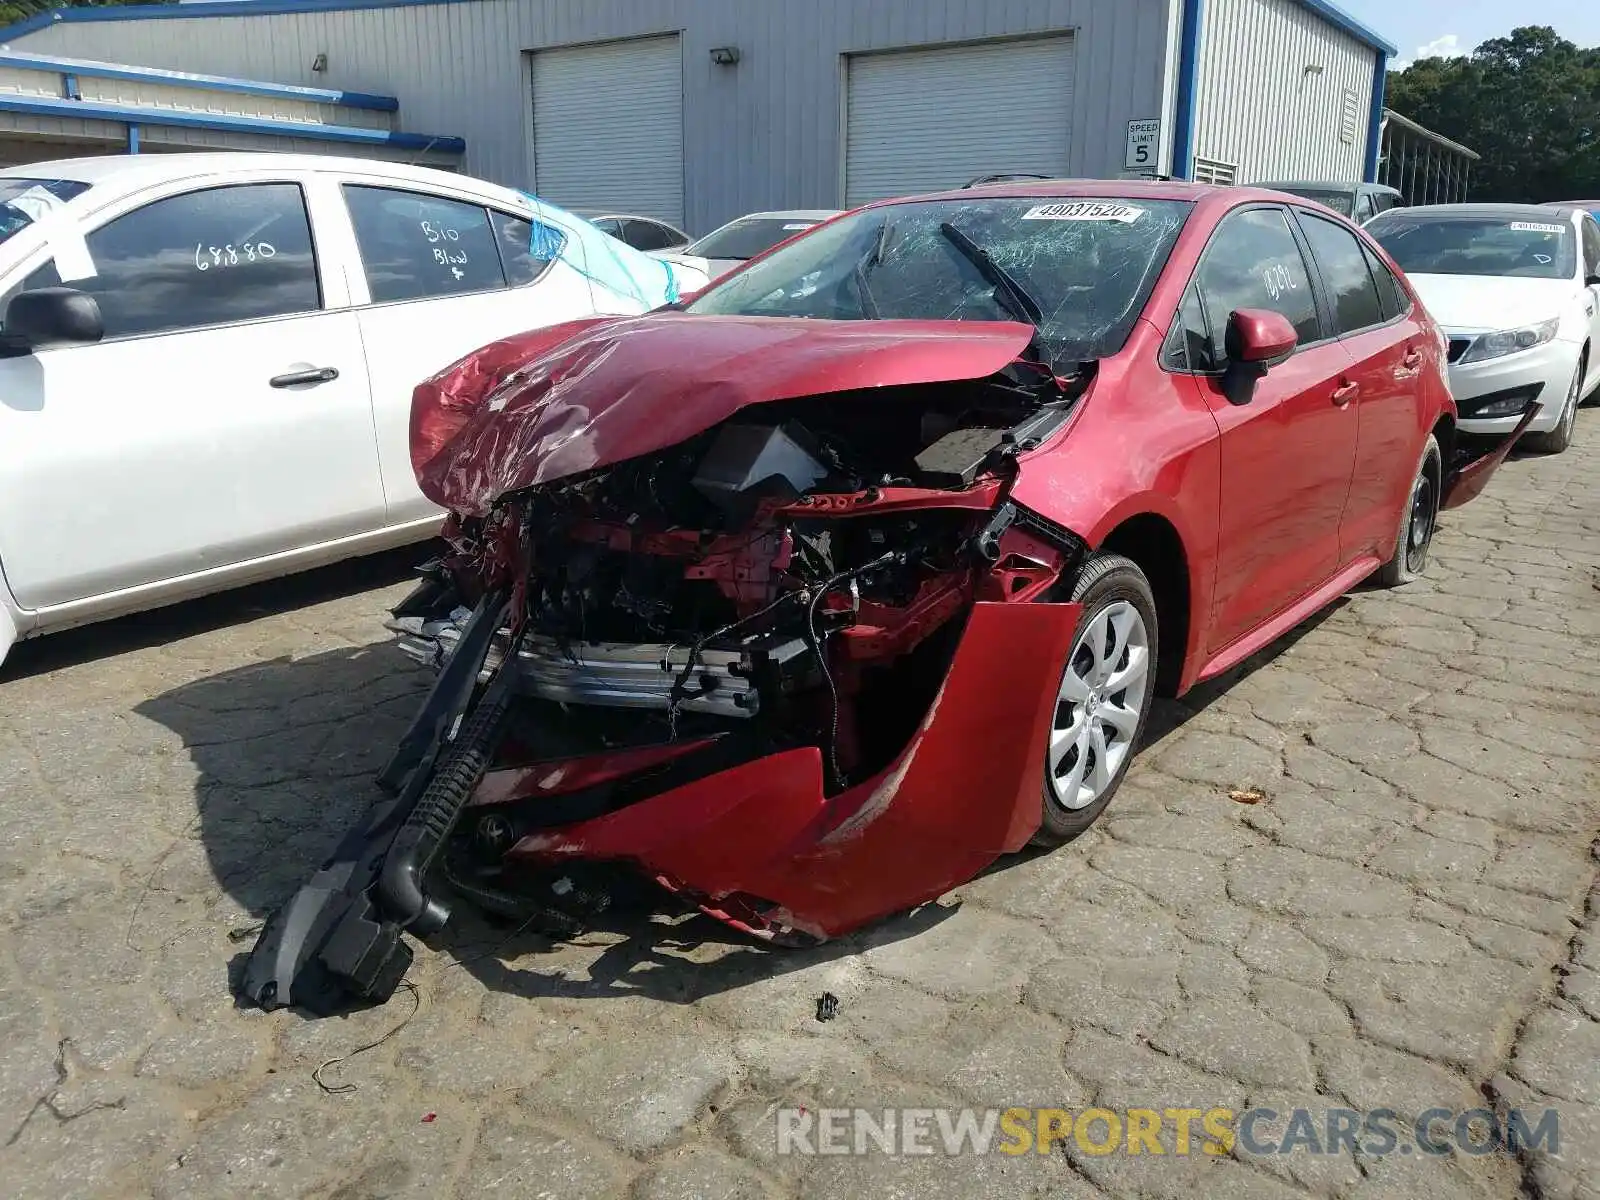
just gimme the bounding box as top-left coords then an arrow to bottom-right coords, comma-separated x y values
687,197 -> 1192,363
1368,214 -> 1576,281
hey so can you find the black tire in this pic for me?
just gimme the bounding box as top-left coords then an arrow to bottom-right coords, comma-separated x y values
1374,434 -> 1442,588
1031,553 -> 1160,848
1523,354 -> 1584,454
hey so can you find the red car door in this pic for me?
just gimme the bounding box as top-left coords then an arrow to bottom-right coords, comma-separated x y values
1173,205 -> 1360,654
1291,208 -> 1429,564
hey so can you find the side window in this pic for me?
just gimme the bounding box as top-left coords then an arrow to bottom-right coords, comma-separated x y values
1298,212 -> 1386,335
21,183 -> 319,340
1164,284 -> 1213,372
343,185 -> 505,302
1362,243 -> 1410,322
625,220 -> 675,252
592,218 -> 622,238
489,210 -> 558,287
1582,216 -> 1600,279
1354,193 -> 1375,224
1193,207 -> 1321,362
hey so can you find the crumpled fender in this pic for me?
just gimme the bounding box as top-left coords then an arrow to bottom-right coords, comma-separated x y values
509,599 -> 1082,939
411,314 -> 1035,516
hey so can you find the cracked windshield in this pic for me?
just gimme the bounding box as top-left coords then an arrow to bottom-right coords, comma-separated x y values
688,197 -> 1192,364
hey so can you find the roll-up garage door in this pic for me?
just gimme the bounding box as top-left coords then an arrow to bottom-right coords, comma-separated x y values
531,35 -> 684,226
844,36 -> 1076,208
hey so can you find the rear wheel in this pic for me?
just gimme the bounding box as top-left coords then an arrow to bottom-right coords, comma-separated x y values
1375,434 -> 1441,588
1032,554 -> 1159,848
1522,355 -> 1583,454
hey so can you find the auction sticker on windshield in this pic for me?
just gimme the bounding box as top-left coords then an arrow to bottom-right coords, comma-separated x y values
1510,222 -> 1565,235
1022,202 -> 1144,223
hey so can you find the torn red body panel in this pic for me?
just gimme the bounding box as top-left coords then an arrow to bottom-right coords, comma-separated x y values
504,601 -> 1081,938
410,314 -> 1034,515
1441,401 -> 1540,510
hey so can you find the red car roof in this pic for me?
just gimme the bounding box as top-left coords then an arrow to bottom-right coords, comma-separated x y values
863,178 -> 1291,210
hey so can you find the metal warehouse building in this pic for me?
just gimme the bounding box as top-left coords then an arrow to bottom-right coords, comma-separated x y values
0,0 -> 1396,235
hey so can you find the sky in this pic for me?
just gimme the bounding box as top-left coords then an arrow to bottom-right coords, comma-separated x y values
1335,0 -> 1600,67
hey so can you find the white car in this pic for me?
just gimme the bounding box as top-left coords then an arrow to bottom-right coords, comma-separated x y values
0,153 -> 707,668
1365,202 -> 1600,454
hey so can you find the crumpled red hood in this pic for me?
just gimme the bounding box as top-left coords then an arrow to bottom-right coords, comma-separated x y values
411,313 -> 1035,515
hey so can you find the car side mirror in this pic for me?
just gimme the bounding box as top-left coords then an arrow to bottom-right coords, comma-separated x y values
1220,309 -> 1298,406
0,287 -> 104,356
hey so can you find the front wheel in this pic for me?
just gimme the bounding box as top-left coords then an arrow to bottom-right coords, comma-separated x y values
1374,434 -> 1441,588
1522,355 -> 1583,454
1032,554 -> 1159,848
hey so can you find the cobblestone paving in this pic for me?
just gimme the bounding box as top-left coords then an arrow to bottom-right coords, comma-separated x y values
1,415 -> 1597,1200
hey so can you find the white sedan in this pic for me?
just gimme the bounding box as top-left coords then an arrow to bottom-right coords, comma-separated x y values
0,153 -> 707,668
1365,202 -> 1600,454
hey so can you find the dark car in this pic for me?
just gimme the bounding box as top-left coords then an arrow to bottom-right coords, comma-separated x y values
242,181 -> 1528,1014
1256,180 -> 1404,224
586,212 -> 692,253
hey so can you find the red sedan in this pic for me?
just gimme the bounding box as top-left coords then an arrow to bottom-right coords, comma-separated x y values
240,182 -> 1529,1013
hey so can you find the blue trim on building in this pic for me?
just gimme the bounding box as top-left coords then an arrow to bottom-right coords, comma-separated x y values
1170,0 -> 1204,181
127,122 -> 140,153
0,49 -> 398,111
1290,0 -> 1397,57
1363,54 -> 1387,183
60,71 -> 79,100
0,93 -> 465,153
0,0 -> 1397,55
0,0 -> 479,40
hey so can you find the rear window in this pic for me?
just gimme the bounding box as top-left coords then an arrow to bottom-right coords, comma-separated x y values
0,178 -> 93,249
1272,187 -> 1355,217
688,217 -> 825,261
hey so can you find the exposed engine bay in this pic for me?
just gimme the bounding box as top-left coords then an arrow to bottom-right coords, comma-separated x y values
238,339 -> 1093,1016
397,372 -> 1084,791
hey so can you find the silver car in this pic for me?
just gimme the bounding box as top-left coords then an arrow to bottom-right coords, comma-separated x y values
674,209 -> 841,277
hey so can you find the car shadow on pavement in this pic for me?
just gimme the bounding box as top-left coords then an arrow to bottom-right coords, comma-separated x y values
134,595 -> 1343,1015
1,543 -> 434,682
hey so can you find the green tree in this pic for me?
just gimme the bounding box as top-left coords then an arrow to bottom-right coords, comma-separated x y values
1388,25 -> 1600,203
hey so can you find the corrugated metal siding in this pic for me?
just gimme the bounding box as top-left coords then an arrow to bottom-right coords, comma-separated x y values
8,0 -> 1175,236
1193,0 -> 1375,183
843,36 -> 1076,207
531,35 -> 683,224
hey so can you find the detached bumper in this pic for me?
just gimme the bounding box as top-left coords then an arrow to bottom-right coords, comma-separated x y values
239,591 -> 1083,1011
505,599 -> 1082,940
1442,401 -> 1540,511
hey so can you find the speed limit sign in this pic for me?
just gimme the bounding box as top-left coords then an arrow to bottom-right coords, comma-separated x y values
1125,119 -> 1161,171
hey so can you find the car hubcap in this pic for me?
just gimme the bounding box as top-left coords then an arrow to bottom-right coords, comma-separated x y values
1562,369 -> 1580,437
1048,600 -> 1151,811
1405,466 -> 1437,574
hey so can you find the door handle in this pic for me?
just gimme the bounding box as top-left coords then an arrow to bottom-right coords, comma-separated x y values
269,366 -> 339,388
1402,348 -> 1423,369
1331,380 -> 1360,406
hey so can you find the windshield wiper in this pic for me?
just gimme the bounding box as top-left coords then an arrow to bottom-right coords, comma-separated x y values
938,221 -> 1043,327
851,219 -> 893,319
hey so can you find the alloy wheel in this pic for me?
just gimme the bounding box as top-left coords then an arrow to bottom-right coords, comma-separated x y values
1048,600 -> 1152,811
